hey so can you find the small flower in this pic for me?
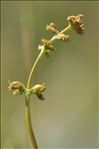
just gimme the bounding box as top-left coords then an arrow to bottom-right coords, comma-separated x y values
46,23 -> 59,34
56,34 -> 70,42
30,83 -> 46,100
45,49 -> 52,57
41,39 -> 48,46
8,81 -> 25,95
40,38 -> 56,57
67,14 -> 84,35
50,23 -> 57,29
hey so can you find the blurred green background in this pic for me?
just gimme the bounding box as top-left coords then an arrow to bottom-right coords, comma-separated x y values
1,1 -> 99,149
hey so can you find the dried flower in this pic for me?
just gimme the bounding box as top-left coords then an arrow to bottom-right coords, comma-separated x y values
8,81 -> 25,95
67,14 -> 84,34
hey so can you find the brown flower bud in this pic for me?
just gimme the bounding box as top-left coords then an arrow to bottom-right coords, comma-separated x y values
76,14 -> 84,24
41,39 -> 48,46
74,22 -> 84,35
67,15 -> 76,25
46,23 -> 59,33
50,23 -> 57,29
56,34 -> 70,42
36,93 -> 45,100
45,44 -> 56,52
8,81 -> 25,95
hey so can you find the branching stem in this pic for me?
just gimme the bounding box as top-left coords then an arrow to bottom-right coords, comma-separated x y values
25,24 -> 72,149
8,14 -> 84,149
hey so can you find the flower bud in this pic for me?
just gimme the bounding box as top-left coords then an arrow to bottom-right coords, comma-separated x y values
8,81 -> 25,95
56,34 -> 70,42
30,83 -> 46,100
46,23 -> 59,34
31,83 -> 46,93
36,93 -> 45,100
45,49 -> 52,57
41,39 -> 48,46
67,15 -> 76,26
40,38 -> 56,57
50,23 -> 57,29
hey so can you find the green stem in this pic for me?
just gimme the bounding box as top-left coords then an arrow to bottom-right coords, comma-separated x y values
25,97 -> 38,149
25,48 -> 45,149
27,47 -> 45,89
25,24 -> 72,149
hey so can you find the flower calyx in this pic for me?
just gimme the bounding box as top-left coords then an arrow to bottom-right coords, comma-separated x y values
46,23 -> 59,34
30,83 -> 46,100
67,14 -> 84,35
8,81 -> 25,95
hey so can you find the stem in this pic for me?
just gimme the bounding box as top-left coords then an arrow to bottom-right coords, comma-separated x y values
25,24 -> 72,149
27,24 -> 71,89
25,48 -> 45,149
27,48 -> 45,89
48,24 -> 71,44
25,97 -> 38,149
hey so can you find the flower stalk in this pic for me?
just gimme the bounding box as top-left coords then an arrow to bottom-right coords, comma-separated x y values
8,14 -> 84,149
25,24 -> 72,149
25,97 -> 38,149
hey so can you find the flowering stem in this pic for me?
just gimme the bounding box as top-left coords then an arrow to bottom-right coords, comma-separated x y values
25,48 -> 45,149
8,14 -> 84,149
25,97 -> 38,149
25,24 -> 72,149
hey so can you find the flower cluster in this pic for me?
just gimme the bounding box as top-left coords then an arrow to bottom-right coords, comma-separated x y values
8,81 -> 46,100
67,14 -> 84,34
40,39 -> 56,57
8,14 -> 84,101
38,38 -> 56,57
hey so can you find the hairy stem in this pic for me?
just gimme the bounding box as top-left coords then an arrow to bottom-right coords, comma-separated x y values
25,24 -> 72,149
